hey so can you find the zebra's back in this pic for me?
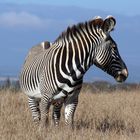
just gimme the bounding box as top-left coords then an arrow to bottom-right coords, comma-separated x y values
24,41 -> 51,64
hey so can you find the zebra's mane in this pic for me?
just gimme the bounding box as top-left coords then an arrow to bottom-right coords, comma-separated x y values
54,17 -> 104,42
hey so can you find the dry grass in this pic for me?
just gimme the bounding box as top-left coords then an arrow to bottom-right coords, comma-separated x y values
0,89 -> 140,140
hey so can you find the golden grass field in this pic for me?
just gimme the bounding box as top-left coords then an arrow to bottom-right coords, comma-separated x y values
0,87 -> 140,140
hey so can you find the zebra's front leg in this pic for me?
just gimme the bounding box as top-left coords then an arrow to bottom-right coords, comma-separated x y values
40,94 -> 51,129
52,103 -> 63,126
64,93 -> 79,128
28,97 -> 41,125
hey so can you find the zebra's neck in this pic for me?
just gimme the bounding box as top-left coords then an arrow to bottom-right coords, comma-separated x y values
53,21 -> 103,80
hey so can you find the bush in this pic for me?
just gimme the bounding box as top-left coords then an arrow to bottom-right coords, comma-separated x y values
81,81 -> 140,93
0,77 -> 20,92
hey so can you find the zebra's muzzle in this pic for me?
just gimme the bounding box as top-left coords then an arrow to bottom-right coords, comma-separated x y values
115,69 -> 128,82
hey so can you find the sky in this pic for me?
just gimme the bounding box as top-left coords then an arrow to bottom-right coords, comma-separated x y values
1,0 -> 140,16
0,0 -> 140,83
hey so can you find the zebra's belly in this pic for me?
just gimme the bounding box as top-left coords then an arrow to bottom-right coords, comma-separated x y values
24,87 -> 42,98
24,87 -> 66,100
53,91 -> 66,100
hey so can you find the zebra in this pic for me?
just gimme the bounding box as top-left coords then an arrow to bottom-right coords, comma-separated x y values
19,16 -> 128,129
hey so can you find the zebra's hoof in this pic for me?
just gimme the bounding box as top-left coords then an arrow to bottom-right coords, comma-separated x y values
33,118 -> 40,125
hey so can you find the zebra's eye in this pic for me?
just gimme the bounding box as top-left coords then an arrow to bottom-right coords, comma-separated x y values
112,44 -> 117,48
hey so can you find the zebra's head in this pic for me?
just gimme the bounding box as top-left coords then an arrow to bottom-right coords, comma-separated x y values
93,16 -> 128,82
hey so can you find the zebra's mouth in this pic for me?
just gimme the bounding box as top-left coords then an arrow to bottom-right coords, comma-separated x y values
115,69 -> 128,83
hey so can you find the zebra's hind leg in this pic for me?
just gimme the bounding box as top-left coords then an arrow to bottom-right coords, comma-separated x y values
40,94 -> 51,129
28,97 -> 41,125
52,102 -> 63,126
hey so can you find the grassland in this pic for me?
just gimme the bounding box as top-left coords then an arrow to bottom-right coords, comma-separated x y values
0,87 -> 140,140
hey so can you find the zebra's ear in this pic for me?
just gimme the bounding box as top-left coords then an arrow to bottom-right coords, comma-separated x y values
90,17 -> 104,28
102,16 -> 116,33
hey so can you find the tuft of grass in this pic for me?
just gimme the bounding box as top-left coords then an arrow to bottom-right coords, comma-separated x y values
0,89 -> 140,140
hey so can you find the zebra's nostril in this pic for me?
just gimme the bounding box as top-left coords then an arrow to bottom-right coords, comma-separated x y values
118,69 -> 128,77
115,69 -> 128,82
121,69 -> 128,78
